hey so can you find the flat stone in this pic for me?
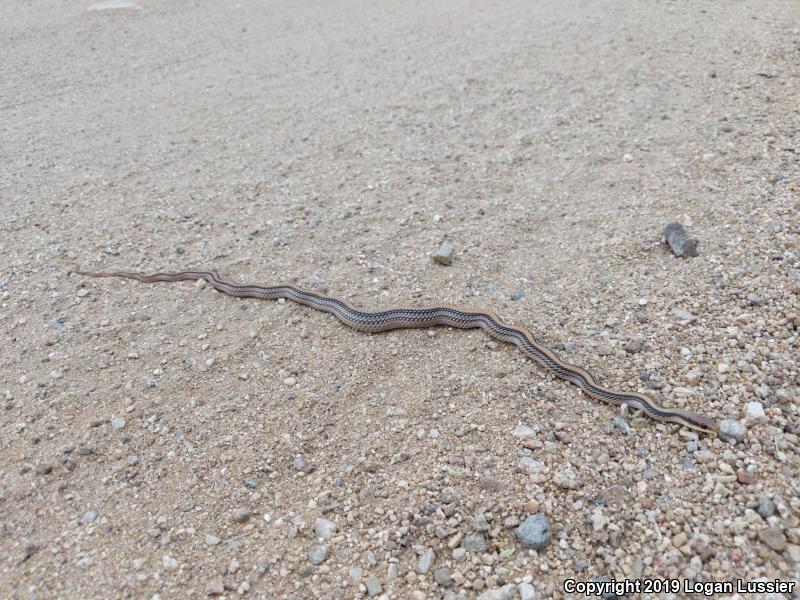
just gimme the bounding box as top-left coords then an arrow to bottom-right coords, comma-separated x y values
364,575 -> 382,597
462,532 -> 487,553
417,547 -> 435,573
308,544 -> 329,565
759,526 -> 787,552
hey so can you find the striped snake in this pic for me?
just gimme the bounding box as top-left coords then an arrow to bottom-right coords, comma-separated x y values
73,266 -> 718,434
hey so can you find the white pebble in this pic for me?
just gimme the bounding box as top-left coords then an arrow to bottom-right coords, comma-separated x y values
745,401 -> 766,421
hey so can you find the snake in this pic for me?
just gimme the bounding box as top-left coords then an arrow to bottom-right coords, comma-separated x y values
72,266 -> 718,434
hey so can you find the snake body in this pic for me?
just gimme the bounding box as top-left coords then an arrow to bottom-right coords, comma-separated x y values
74,267 -> 718,434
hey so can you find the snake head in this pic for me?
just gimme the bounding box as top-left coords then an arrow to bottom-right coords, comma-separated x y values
673,410 -> 718,435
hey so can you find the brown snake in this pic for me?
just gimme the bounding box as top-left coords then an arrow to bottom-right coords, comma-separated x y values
73,266 -> 718,434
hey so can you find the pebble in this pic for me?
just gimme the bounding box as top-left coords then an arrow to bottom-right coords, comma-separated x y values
478,583 -> 519,600
205,578 -> 225,596
612,417 -> 630,434
205,534 -> 221,546
314,517 -> 337,539
432,242 -> 454,265
462,532 -> 487,553
663,223 -> 699,257
717,419 -> 746,442
479,475 -> 508,491
232,508 -> 251,523
671,307 -> 698,325
512,424 -> 537,437
757,498 -> 776,519
365,575 -> 382,596
417,547 -> 435,573
111,417 -> 126,429
759,526 -> 787,552
685,367 -> 703,385
162,555 -> 179,572
308,545 -> 329,565
624,336 -> 645,353
518,582 -> 536,600
510,291 -> 525,301
552,465 -> 581,489
439,487 -> 457,504
737,470 -> 758,485
745,401 -> 766,421
434,566 -> 453,587
515,513 -> 551,550
81,510 -> 98,525
518,456 -> 544,474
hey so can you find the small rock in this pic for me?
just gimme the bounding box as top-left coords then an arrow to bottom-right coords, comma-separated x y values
432,242 -> 454,265
81,511 -> 98,525
479,475 -> 508,491
162,555 -> 179,572
757,498 -> 776,519
364,575 -> 382,597
111,417 -> 126,430
612,417 -> 630,434
717,419 -> 746,442
518,456 -> 544,474
510,291 -> 525,301
757,69 -> 779,78
439,487 -> 457,504
624,336 -> 645,353
478,583 -> 519,600
671,307 -> 698,325
232,508 -> 251,523
515,513 -> 551,550
518,582 -> 536,600
462,532 -> 487,553
552,465 -> 581,489
434,566 -> 453,587
205,534 -> 221,546
737,470 -> 757,485
685,367 -> 703,385
417,547 -> 435,573
308,545 -> 329,565
512,424 -> 537,437
206,577 -> 225,596
591,508 -> 608,532
745,401 -> 766,422
759,526 -> 787,552
314,518 -> 337,539
663,222 -> 698,257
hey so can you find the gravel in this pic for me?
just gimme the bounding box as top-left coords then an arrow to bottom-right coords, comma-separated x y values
4,0 -> 798,598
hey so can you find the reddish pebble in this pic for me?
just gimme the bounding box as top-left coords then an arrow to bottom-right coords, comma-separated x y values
737,470 -> 758,484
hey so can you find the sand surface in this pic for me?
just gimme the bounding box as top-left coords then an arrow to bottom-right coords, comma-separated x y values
2,1 -> 799,598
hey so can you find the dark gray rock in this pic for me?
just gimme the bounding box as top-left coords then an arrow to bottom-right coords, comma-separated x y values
663,223 -> 698,257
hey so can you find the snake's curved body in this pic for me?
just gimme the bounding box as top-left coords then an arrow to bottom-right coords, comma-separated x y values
74,267 -> 718,434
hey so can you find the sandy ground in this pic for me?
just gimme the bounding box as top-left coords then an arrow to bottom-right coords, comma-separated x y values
2,1 -> 799,598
